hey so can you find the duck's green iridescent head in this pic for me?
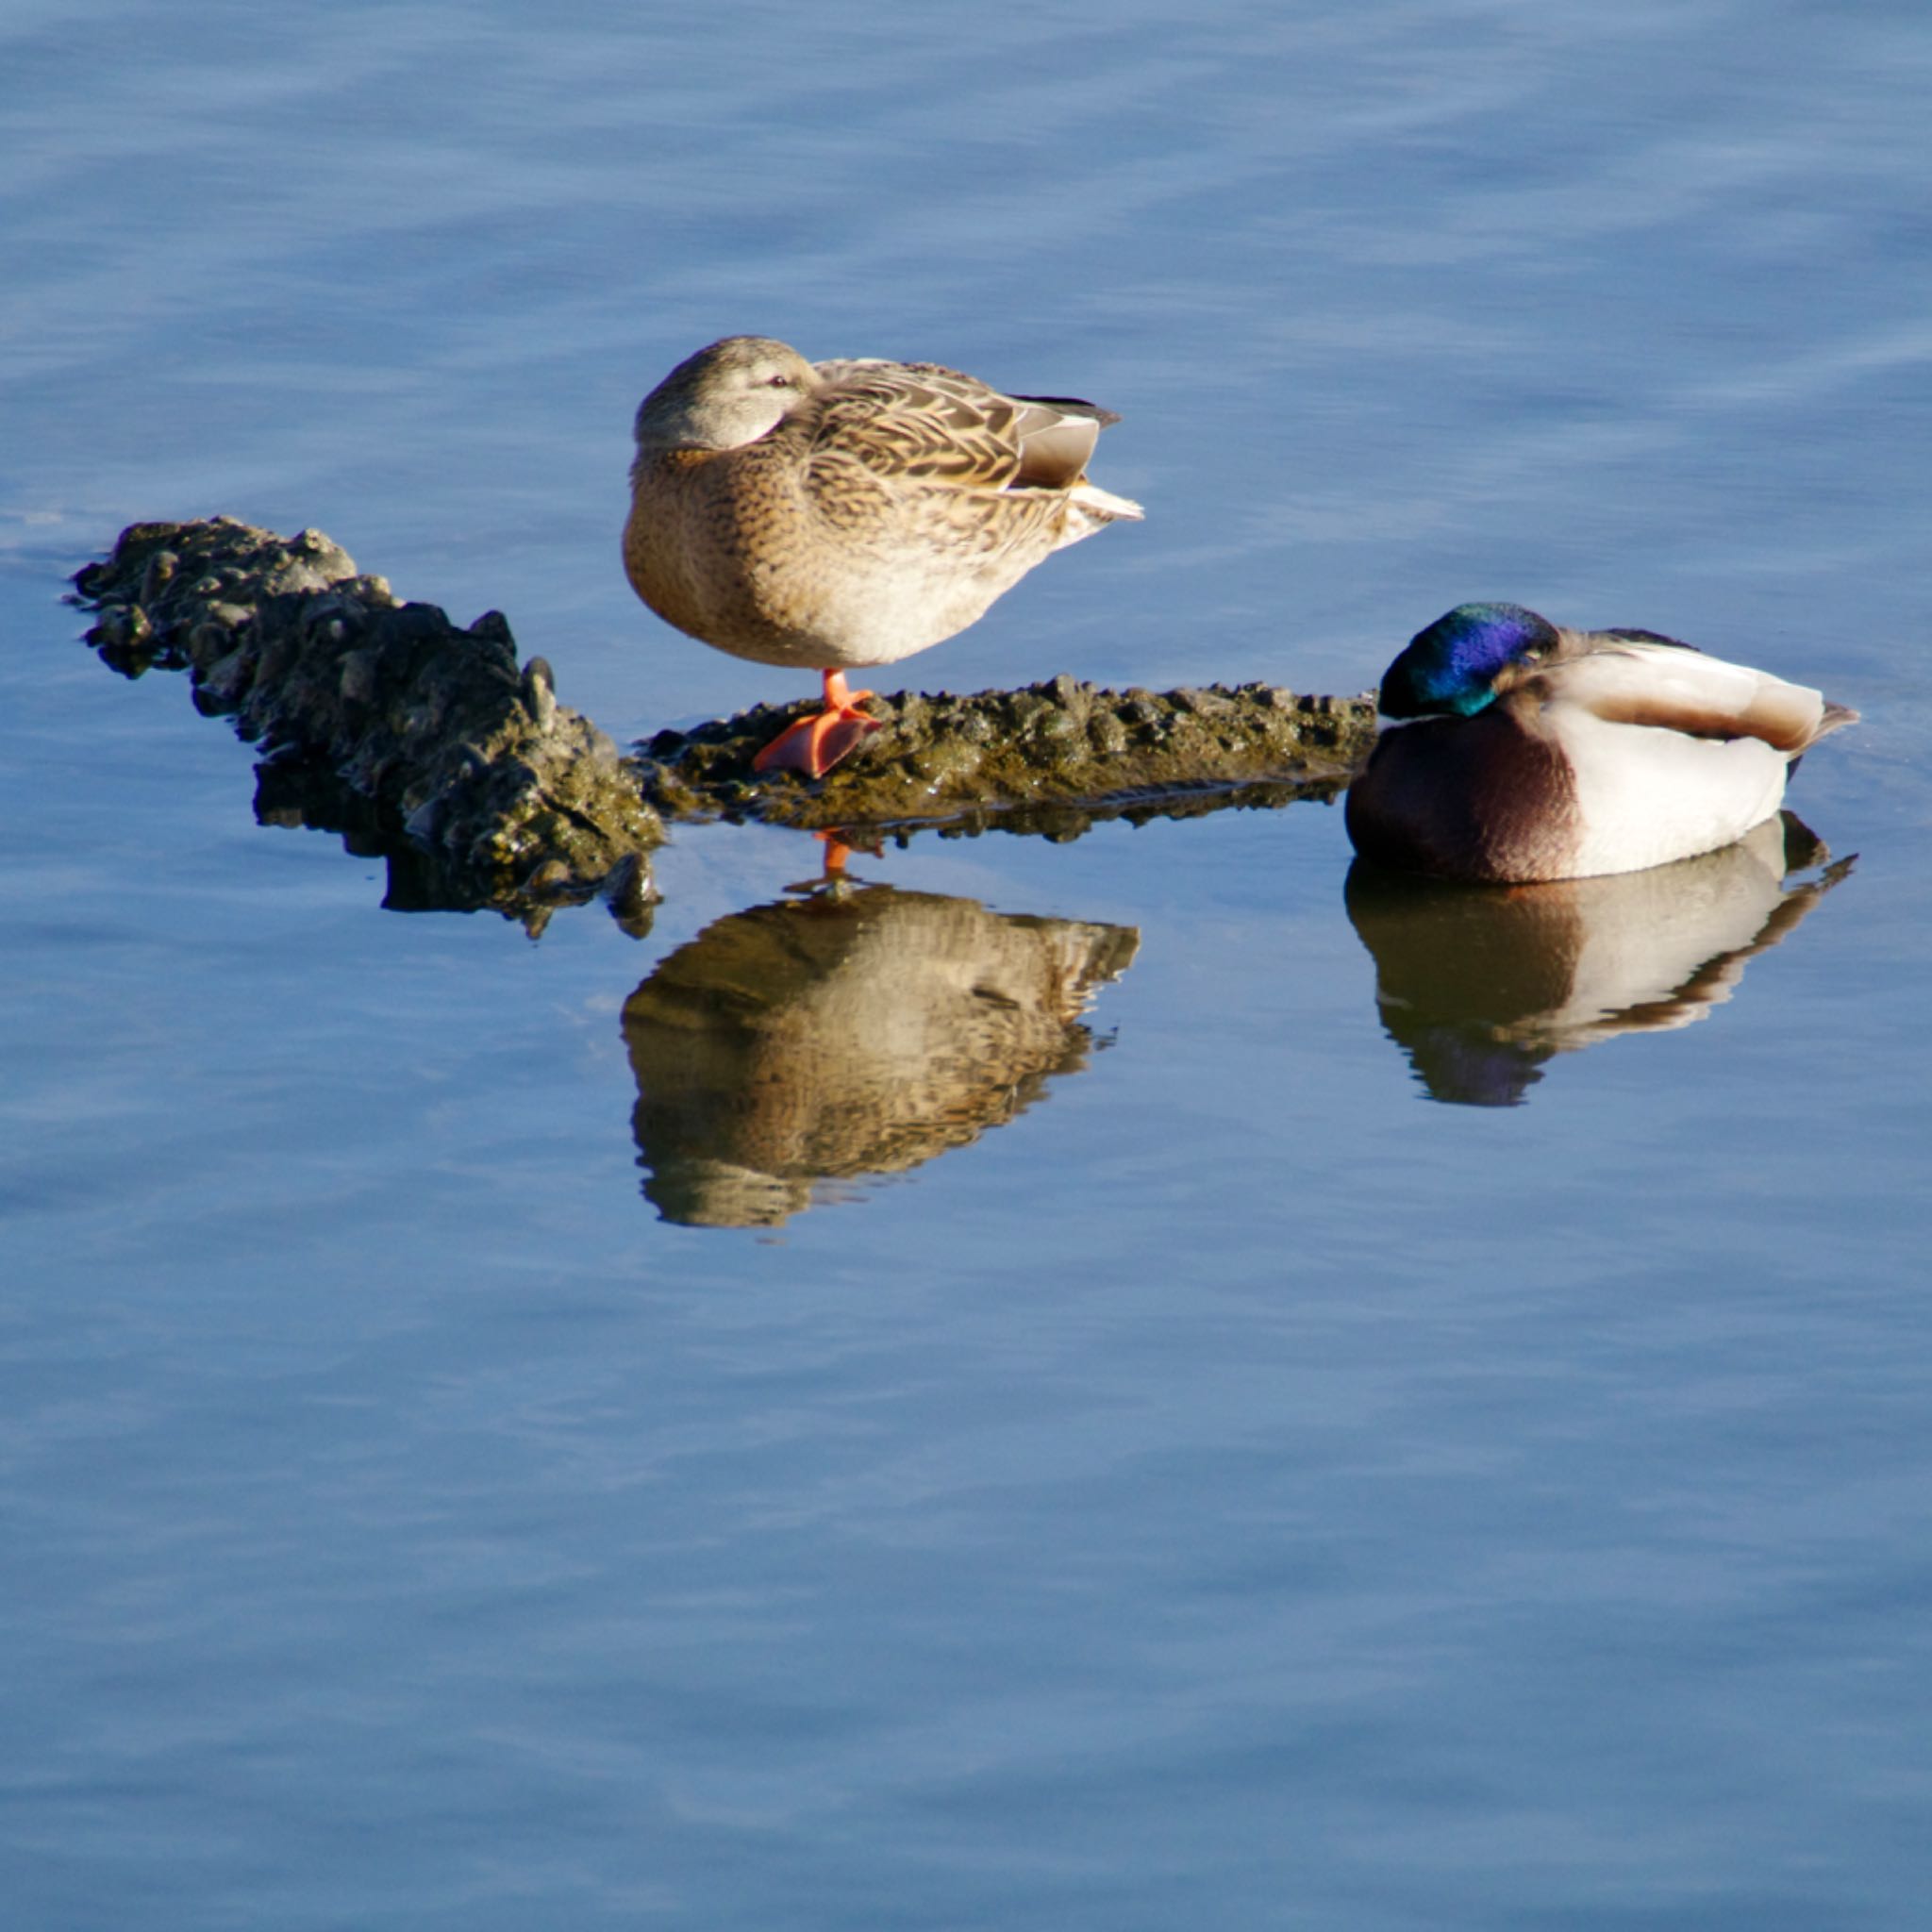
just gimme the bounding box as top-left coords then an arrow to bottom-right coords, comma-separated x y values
1379,603 -> 1561,719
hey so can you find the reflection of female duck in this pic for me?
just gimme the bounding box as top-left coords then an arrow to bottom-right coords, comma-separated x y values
1346,815 -> 1851,1106
1346,604 -> 1857,882
623,885 -> 1139,1225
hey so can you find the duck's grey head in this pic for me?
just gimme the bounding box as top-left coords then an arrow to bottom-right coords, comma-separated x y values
1378,603 -> 1562,719
632,336 -> 819,456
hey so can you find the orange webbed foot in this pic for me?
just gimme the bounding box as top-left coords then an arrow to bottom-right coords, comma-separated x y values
751,673 -> 883,778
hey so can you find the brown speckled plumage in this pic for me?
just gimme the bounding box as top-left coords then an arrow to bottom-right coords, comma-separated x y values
622,336 -> 1141,679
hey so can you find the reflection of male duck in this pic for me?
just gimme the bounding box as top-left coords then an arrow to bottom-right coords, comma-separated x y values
1346,815 -> 1851,1107
623,884 -> 1139,1225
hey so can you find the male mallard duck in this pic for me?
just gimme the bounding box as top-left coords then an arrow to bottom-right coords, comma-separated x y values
1344,603 -> 1858,882
623,336 -> 1143,777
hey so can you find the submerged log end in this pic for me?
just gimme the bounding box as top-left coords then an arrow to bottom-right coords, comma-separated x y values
75,517 -> 666,925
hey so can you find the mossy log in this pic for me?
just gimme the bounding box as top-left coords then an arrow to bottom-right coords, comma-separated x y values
74,517 -> 1377,922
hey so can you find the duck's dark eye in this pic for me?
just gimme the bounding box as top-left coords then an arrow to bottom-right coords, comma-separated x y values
763,373 -> 795,390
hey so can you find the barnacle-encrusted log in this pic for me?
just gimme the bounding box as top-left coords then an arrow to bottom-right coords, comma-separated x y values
74,517 -> 1378,921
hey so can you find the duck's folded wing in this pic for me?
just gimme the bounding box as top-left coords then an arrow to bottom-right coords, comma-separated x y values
810,363 -> 1031,488
1007,401 -> 1106,489
810,362 -> 1125,494
1536,641 -> 1852,752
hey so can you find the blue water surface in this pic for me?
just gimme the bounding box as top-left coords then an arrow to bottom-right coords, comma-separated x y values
4,3 -> 1929,1927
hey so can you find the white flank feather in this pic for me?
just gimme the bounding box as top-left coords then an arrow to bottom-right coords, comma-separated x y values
1541,644 -> 1824,875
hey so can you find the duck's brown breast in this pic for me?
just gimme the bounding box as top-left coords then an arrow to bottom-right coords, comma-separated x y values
1345,702 -> 1582,883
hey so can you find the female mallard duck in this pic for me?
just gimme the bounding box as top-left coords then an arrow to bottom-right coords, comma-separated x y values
623,336 -> 1143,777
1344,603 -> 1858,883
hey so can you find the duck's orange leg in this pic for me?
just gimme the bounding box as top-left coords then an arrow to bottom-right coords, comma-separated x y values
751,670 -> 884,777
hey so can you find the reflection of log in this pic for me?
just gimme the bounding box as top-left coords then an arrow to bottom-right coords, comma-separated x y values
624,884 -> 1138,1225
74,517 -> 1376,920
